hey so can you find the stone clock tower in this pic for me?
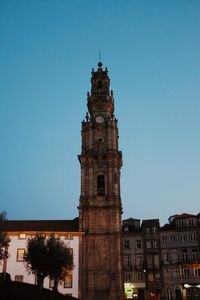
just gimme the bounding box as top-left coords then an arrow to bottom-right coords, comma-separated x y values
78,62 -> 124,300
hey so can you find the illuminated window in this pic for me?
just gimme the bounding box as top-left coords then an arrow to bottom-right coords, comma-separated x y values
97,175 -> 105,195
16,249 -> 25,262
64,274 -> 73,288
15,275 -> 23,282
18,233 -> 26,240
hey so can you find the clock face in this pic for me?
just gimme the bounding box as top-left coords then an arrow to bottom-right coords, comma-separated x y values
96,116 -> 104,124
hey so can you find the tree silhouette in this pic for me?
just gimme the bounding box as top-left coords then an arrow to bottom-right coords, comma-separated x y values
0,212 -> 10,264
46,236 -> 73,292
25,235 -> 48,289
25,235 -> 73,291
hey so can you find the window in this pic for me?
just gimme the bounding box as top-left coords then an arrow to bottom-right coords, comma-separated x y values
152,227 -> 157,233
97,175 -> 105,195
155,273 -> 160,281
147,255 -> 153,269
124,226 -> 129,232
188,218 -> 194,227
162,251 -> 169,264
171,250 -> 178,263
192,249 -> 198,262
146,228 -> 150,234
16,249 -> 25,262
148,273 -> 154,281
18,233 -> 26,240
152,240 -> 158,248
154,255 -> 160,269
162,236 -> 167,243
125,273 -> 131,282
64,274 -> 73,288
189,233 -> 197,242
163,269 -> 170,278
193,268 -> 200,277
170,236 -> 176,242
182,268 -> 190,277
124,240 -> 130,249
167,289 -> 173,300
176,219 -> 184,228
124,255 -> 131,268
172,269 -> 179,278
97,81 -> 103,89
15,275 -> 23,282
135,239 -> 142,248
136,272 -> 143,281
135,255 -> 143,268
179,234 -> 187,243
146,240 -> 152,248
181,249 -> 188,263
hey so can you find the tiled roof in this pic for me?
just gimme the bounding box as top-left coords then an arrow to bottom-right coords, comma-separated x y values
2,217 -> 79,233
169,213 -> 196,220
141,219 -> 160,228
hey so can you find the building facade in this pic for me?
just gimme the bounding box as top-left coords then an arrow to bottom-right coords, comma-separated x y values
78,62 -> 124,300
0,218 -> 81,298
122,213 -> 200,300
160,213 -> 200,300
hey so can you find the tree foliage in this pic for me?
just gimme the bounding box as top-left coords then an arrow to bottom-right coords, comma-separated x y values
25,235 -> 73,291
0,211 -> 10,263
25,235 -> 48,288
47,236 -> 73,292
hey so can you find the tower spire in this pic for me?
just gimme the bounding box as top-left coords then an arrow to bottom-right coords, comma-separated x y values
98,49 -> 101,63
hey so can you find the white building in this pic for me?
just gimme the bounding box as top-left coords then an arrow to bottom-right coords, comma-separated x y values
0,218 -> 81,298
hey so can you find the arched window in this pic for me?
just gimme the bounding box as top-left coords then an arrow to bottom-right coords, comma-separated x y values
97,81 -> 103,89
97,175 -> 105,195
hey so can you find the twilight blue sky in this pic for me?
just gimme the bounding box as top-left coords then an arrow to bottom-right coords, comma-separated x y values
0,1 -> 199,225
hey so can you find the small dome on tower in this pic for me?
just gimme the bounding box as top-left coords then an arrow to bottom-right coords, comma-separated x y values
98,62 -> 103,68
